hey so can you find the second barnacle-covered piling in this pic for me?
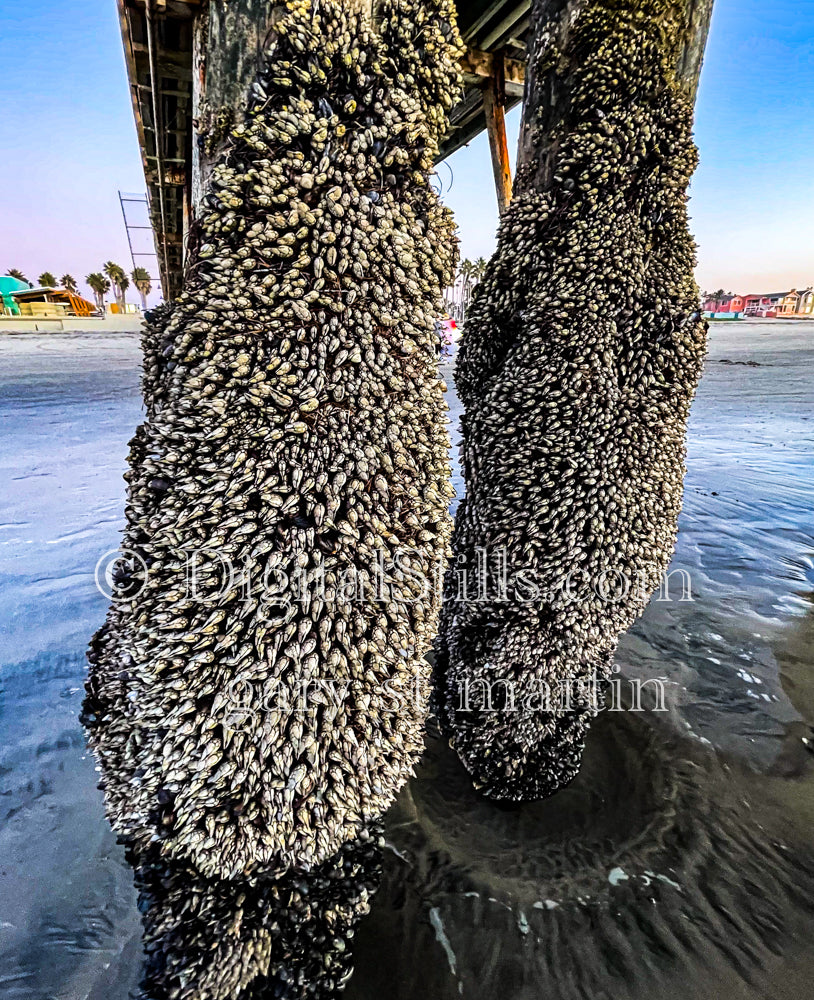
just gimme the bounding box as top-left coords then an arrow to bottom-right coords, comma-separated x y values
435,0 -> 713,799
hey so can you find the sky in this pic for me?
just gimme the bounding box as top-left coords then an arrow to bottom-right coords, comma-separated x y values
1,0 -> 814,305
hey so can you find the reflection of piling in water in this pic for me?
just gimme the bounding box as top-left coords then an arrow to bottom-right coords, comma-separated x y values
83,0 -> 462,880
127,825 -> 383,1000
348,714 -> 814,1000
434,0 -> 713,800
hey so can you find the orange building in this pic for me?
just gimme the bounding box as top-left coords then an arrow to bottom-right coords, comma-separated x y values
12,287 -> 96,318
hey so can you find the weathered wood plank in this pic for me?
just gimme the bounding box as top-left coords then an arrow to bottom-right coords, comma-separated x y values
191,0 -> 280,218
482,67 -> 513,214
461,46 -> 526,95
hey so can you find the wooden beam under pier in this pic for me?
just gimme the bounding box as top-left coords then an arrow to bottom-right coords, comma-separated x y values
117,0 -> 533,296
481,54 -> 513,215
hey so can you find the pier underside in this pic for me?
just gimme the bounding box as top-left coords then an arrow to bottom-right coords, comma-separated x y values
117,0 -> 529,298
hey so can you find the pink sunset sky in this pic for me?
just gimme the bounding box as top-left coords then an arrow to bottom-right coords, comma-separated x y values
2,0 -> 814,307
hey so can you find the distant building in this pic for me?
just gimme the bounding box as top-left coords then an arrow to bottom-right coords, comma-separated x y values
778,290 -> 802,316
11,286 -> 95,319
797,288 -> 814,316
702,294 -> 744,318
740,289 -> 814,318
0,275 -> 30,315
742,292 -> 788,318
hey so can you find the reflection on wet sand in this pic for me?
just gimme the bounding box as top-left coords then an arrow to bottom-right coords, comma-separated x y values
773,598 -> 814,778
348,706 -> 814,1000
124,827 -> 382,1000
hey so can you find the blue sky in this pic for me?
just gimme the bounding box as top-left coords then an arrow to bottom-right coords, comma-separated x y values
1,0 -> 813,304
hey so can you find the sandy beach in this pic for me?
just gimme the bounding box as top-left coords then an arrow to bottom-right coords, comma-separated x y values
1,321 -> 813,999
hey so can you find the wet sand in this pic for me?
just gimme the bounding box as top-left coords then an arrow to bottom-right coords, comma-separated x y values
1,321 -> 813,998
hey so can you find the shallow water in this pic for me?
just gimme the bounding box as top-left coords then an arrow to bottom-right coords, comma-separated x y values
1,323 -> 813,998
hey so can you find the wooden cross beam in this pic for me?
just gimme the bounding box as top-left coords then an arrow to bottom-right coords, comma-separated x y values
460,48 -> 526,99
472,49 -> 516,215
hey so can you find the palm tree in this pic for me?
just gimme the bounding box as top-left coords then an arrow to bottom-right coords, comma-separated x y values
474,256 -> 487,281
119,274 -> 130,308
60,274 -> 78,293
38,271 -> 58,288
704,288 -> 731,309
86,272 -> 111,313
132,267 -> 152,310
6,268 -> 29,285
458,258 -> 475,312
103,261 -> 128,308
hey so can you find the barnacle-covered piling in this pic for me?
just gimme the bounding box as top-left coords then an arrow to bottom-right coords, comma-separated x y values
435,0 -> 712,799
84,0 -> 462,879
